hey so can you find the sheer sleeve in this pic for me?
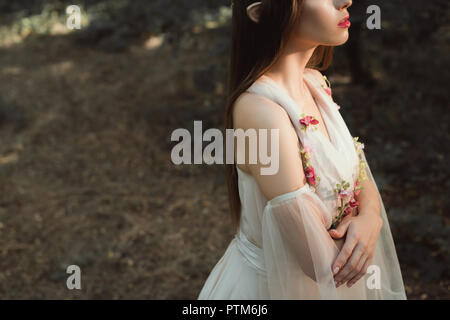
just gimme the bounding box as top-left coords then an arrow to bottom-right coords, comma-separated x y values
236,93 -> 405,299
240,99 -> 345,299
356,148 -> 407,299
262,184 -> 342,299
260,149 -> 407,300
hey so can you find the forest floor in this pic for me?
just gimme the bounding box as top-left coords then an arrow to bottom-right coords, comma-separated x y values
0,20 -> 448,299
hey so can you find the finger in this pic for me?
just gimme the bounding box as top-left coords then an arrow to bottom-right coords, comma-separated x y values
344,252 -> 368,287
331,232 -> 358,277
347,257 -> 371,288
335,243 -> 365,285
347,257 -> 369,288
336,245 -> 365,285
329,218 -> 351,239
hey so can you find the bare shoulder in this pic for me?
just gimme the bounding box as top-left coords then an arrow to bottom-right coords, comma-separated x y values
232,92 -> 306,199
306,68 -> 328,88
233,91 -> 291,131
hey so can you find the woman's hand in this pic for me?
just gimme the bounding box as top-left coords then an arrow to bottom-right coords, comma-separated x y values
329,210 -> 383,288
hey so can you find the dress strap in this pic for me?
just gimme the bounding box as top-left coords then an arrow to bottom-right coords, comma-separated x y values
246,76 -> 304,122
246,75 -> 306,146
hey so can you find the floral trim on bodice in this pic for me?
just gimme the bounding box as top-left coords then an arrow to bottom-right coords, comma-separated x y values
329,137 -> 368,229
297,76 -> 369,229
298,113 -> 321,190
296,72 -> 369,230
321,75 -> 341,111
321,75 -> 332,97
299,142 -> 320,189
299,113 -> 320,131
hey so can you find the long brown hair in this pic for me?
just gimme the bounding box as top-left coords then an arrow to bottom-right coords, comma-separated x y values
224,0 -> 334,232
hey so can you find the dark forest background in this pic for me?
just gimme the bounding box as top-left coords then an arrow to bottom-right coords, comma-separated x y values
0,0 -> 448,299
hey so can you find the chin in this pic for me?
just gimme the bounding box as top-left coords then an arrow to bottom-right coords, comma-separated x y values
326,33 -> 349,46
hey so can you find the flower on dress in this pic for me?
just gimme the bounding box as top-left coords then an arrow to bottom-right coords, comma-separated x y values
303,141 -> 314,154
329,138 -> 370,229
300,145 -> 320,188
337,189 -> 352,200
299,113 -> 319,131
349,198 -> 359,208
331,180 -> 359,229
358,159 -> 368,181
321,75 -> 332,96
353,136 -> 365,155
353,136 -> 369,183
354,179 -> 362,196
343,197 -> 358,216
305,166 -> 317,186
344,206 -> 353,215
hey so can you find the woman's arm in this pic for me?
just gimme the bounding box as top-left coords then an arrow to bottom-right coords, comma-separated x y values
307,67 -> 385,288
328,153 -> 383,288
355,176 -> 381,218
234,93 -> 344,298
233,92 -> 307,199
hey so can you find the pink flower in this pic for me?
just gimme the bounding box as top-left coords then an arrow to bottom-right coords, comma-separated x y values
300,143 -> 320,188
344,206 -> 353,215
305,166 -> 316,186
299,115 -> 319,128
332,179 -> 362,229
324,87 -> 332,96
337,189 -> 351,200
349,198 -> 359,208
303,142 -> 314,155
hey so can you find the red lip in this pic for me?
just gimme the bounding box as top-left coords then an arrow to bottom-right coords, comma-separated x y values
338,15 -> 350,28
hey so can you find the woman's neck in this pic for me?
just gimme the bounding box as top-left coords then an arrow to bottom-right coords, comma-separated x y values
264,44 -> 317,100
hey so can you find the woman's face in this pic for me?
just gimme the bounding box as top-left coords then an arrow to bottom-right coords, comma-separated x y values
291,0 -> 353,47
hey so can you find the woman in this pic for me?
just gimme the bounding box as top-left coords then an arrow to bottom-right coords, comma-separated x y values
198,0 -> 406,299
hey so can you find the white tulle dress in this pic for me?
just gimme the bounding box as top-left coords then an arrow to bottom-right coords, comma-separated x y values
198,68 -> 407,300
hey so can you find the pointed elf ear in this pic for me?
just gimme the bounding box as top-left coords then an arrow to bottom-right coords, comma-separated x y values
246,2 -> 262,23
